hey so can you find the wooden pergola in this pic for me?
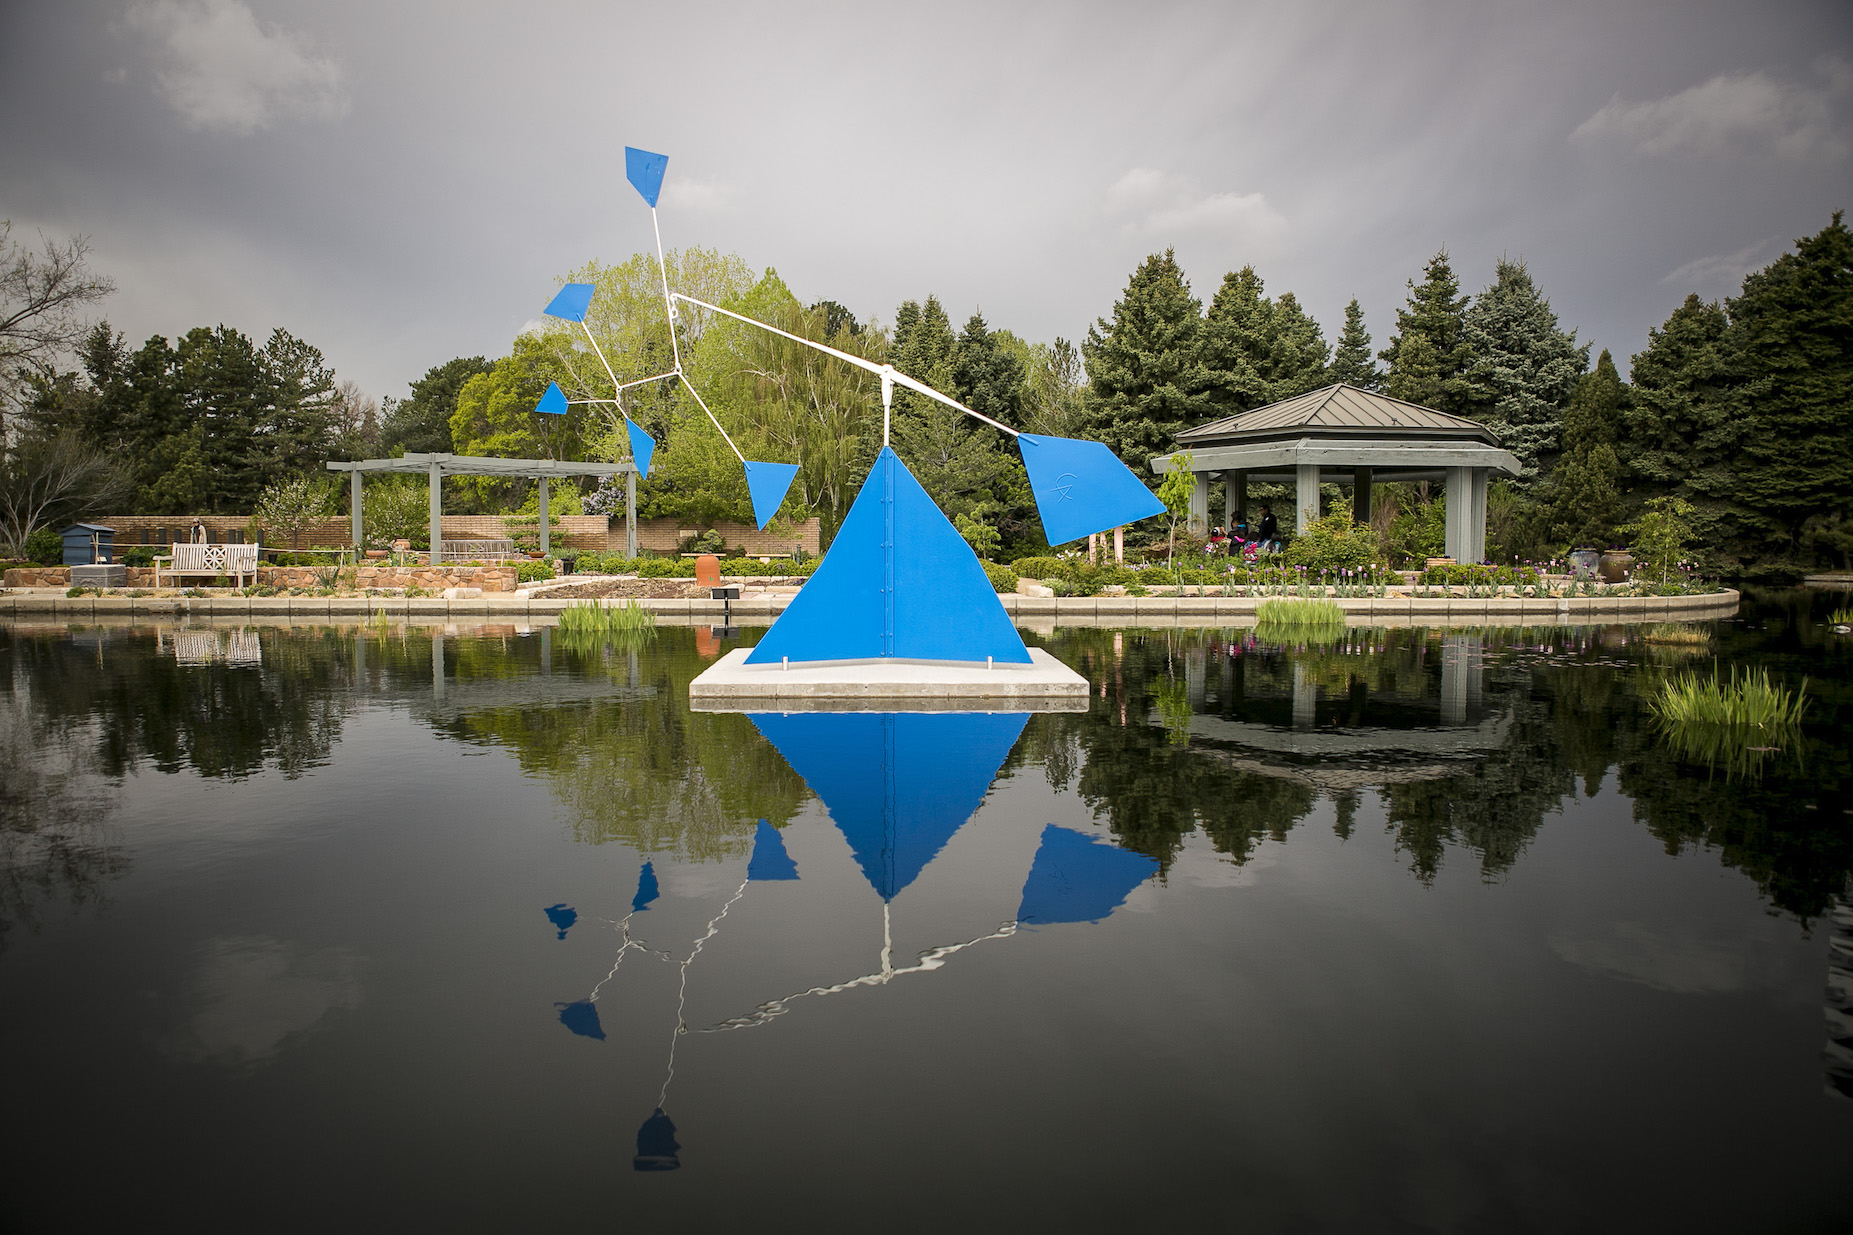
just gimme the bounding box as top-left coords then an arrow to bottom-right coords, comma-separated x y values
326,453 -> 639,560
1150,384 -> 1521,563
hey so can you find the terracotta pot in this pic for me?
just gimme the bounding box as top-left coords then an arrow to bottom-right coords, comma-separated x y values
1598,550 -> 1634,584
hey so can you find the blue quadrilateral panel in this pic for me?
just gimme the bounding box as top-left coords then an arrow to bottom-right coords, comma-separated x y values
544,283 -> 597,323
1017,825 -> 1157,925
543,903 -> 577,940
746,819 -> 799,881
748,712 -> 1029,901
625,147 -> 669,207
556,1000 -> 606,1040
625,418 -> 657,478
743,461 -> 799,529
535,381 -> 569,416
1018,434 -> 1166,546
743,447 -> 1029,664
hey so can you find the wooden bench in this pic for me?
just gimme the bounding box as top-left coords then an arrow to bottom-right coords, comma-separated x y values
155,542 -> 260,588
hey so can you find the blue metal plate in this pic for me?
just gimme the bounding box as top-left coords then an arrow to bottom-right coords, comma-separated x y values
1017,825 -> 1157,924
625,147 -> 669,207
1018,433 -> 1166,545
746,819 -> 799,881
535,380 -> 568,415
544,283 -> 596,323
626,418 -> 656,478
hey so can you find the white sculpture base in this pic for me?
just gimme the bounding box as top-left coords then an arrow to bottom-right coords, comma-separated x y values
688,647 -> 1088,712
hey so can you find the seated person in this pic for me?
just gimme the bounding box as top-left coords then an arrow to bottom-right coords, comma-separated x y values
1255,505 -> 1281,553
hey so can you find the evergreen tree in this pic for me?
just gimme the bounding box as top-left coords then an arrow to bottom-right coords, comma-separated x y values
1083,249 -> 1212,475
1381,332 -> 1443,408
1726,211 -> 1853,559
1620,294 -> 1742,558
1548,350 -> 1625,547
1461,258 -> 1587,486
1329,298 -> 1378,389
1199,267 -> 1329,416
381,355 -> 492,455
1379,249 -> 1474,414
888,298 -> 1008,520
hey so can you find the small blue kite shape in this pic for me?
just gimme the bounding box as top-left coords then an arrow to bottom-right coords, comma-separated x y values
743,460 -> 799,530
535,381 -> 568,416
543,903 -> 577,940
626,419 -> 656,478
626,147 -> 669,207
544,283 -> 596,323
1018,433 -> 1165,546
631,861 -> 660,914
1017,825 -> 1157,925
556,1000 -> 606,1040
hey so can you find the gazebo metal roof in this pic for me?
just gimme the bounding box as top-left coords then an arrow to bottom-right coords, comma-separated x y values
1176,383 -> 1500,447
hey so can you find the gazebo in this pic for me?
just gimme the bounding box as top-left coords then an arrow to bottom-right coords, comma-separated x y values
1149,383 -> 1521,563
327,452 -> 639,560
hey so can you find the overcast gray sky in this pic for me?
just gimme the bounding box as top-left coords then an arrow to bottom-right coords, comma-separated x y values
3,0 -> 1849,402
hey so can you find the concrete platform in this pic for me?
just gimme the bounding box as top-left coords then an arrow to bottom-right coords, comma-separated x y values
688,646 -> 1089,711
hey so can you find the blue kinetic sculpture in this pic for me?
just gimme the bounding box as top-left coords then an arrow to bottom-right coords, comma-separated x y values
1017,825 -> 1158,925
522,143 -> 1166,659
749,711 -> 1028,901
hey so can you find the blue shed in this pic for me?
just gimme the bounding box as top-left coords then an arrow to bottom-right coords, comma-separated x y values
62,523 -> 116,566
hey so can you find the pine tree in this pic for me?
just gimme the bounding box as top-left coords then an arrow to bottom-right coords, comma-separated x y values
1083,249 -> 1212,474
1548,350 -> 1624,547
1461,258 -> 1587,486
1379,249 -> 1474,414
1620,294 -> 1742,559
1381,332 -> 1443,407
1329,298 -> 1378,389
1266,292 -> 1330,401
1198,268 -> 1329,415
888,299 -> 1008,519
1726,211 -> 1853,560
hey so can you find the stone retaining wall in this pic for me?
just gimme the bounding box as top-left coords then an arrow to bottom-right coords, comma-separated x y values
0,589 -> 1741,625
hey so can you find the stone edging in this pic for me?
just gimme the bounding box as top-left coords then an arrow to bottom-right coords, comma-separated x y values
0,588 -> 1740,625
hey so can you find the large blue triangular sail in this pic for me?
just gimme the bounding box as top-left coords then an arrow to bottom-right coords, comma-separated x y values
1017,825 -> 1157,925
743,460 -> 799,530
745,447 -> 1030,664
535,380 -> 568,416
625,418 -> 656,478
746,819 -> 799,881
749,712 -> 1028,901
1018,433 -> 1166,546
625,147 -> 669,208
544,283 -> 597,323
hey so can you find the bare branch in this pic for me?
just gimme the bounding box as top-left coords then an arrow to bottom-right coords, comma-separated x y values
0,222 -> 117,368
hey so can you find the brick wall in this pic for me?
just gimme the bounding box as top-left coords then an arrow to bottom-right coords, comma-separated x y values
97,512 -> 821,556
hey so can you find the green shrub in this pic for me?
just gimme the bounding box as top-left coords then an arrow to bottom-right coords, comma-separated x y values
1283,510 -> 1384,573
1255,597 -> 1346,643
1009,555 -> 1067,579
516,560 -> 555,583
25,527 -> 61,565
1418,563 -> 1541,587
120,547 -> 154,567
636,556 -> 684,578
982,561 -> 1018,594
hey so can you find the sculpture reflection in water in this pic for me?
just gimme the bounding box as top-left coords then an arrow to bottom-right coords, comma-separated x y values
540,710 -> 1156,1171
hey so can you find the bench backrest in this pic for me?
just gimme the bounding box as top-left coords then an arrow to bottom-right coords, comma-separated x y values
170,543 -> 260,573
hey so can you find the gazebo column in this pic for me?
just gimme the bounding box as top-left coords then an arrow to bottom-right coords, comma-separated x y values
349,470 -> 363,550
1225,471 -> 1247,533
1469,468 -> 1488,562
1444,466 -> 1472,562
428,460 -> 443,567
1352,467 -> 1373,525
1188,470 -> 1209,534
1296,464 -> 1320,534
538,478 -> 550,556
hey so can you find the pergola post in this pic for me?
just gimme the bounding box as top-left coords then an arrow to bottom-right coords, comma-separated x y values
538,478 -> 550,556
1188,470 -> 1208,534
1295,464 -> 1320,534
1352,467 -> 1373,525
625,473 -> 637,558
350,469 -> 363,549
1469,468 -> 1488,562
428,459 -> 442,567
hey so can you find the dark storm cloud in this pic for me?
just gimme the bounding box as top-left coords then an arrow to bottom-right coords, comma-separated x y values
2,0 -> 1848,399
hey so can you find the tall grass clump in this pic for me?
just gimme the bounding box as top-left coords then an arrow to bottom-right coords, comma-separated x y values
1648,664 -> 1806,777
557,600 -> 656,650
1642,622 -> 1712,647
1830,606 -> 1852,627
1255,597 -> 1346,644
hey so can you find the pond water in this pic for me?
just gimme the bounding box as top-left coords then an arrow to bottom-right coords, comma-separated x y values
2,592 -> 1851,1232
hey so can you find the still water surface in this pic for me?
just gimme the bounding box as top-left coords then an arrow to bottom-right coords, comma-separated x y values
2,593 -> 1851,1232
